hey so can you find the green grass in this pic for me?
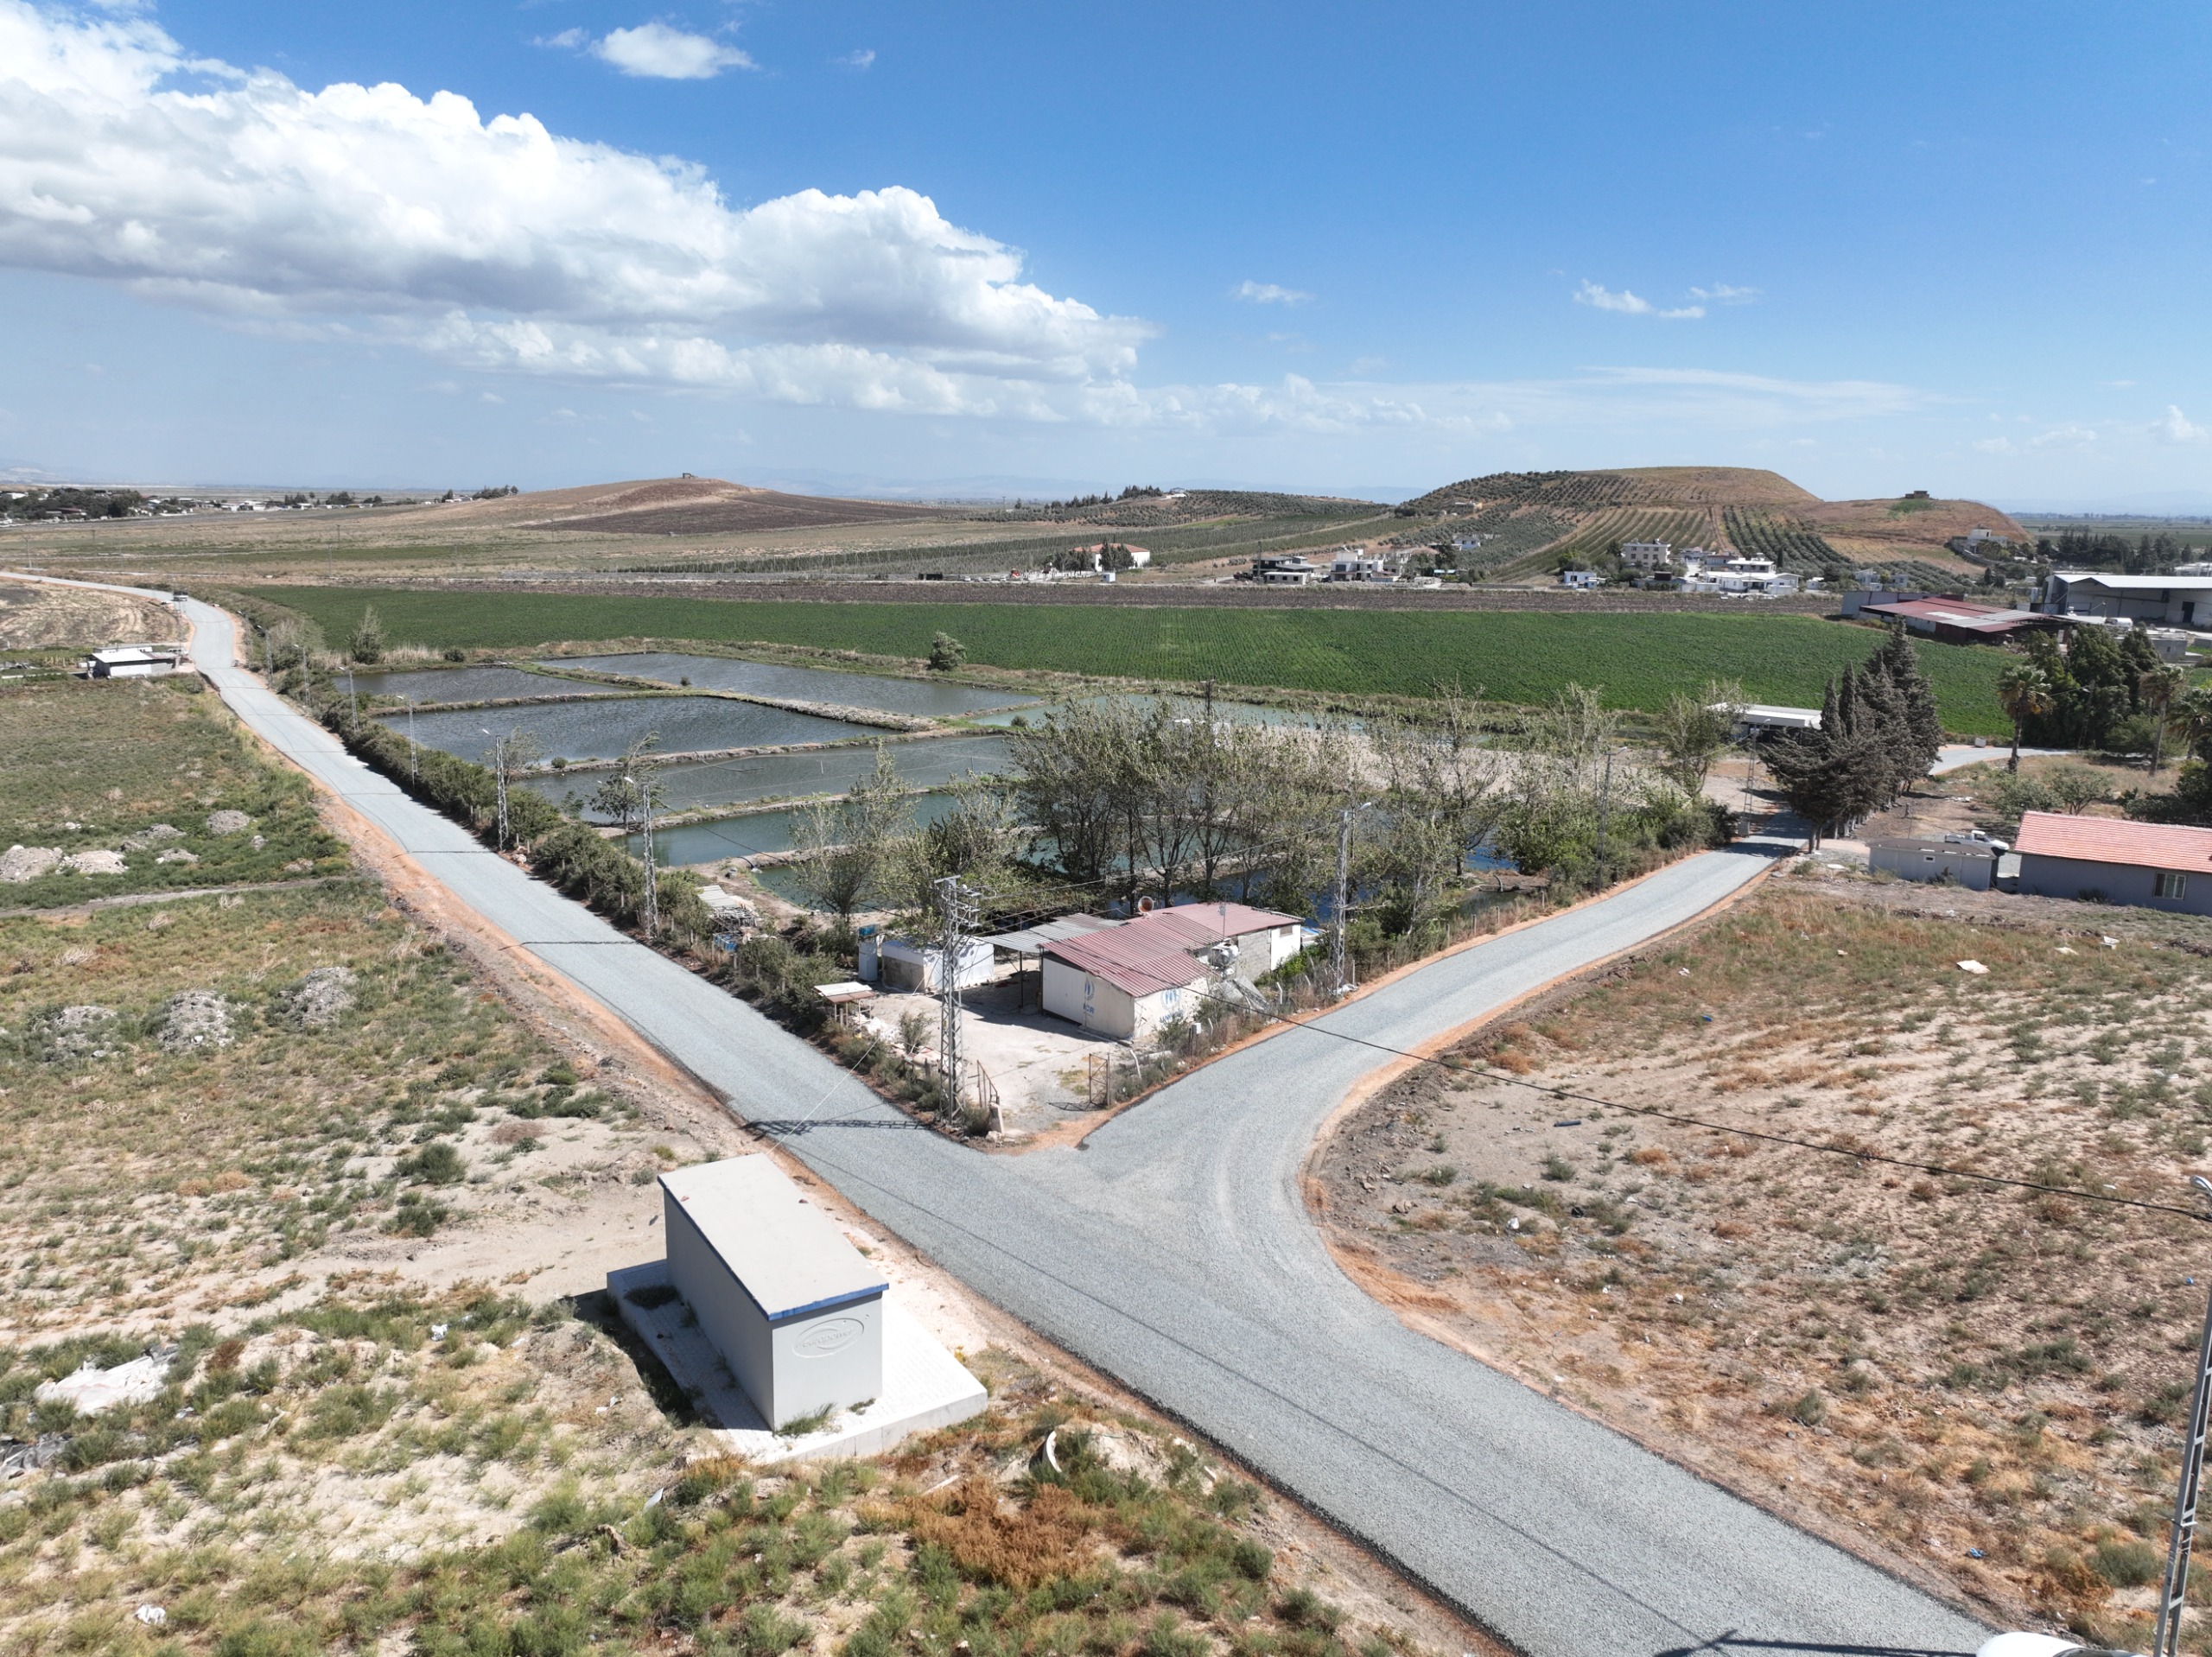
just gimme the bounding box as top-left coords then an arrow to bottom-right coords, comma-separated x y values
0,676 -> 347,905
260,586 -> 2016,733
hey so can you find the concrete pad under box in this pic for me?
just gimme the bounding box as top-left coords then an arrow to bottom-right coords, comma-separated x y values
606,1260 -> 988,1463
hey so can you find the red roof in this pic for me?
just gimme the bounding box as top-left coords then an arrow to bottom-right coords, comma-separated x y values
2014,810 -> 2212,875
1040,902 -> 1301,999
1043,924 -> 1209,999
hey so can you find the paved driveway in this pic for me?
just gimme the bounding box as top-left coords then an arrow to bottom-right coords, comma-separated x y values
156,592 -> 1988,1657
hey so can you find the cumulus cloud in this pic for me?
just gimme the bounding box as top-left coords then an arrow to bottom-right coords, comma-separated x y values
591,23 -> 753,79
2159,405 -> 2209,443
1574,281 -> 1703,320
1972,436 -> 2015,454
1688,283 -> 1760,304
0,0 -> 1146,412
2031,425 -> 2098,448
1234,280 -> 1311,306
835,48 -> 876,70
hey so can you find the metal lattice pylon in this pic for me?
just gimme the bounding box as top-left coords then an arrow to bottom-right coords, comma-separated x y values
934,875 -> 980,1114
2154,1176 -> 2212,1657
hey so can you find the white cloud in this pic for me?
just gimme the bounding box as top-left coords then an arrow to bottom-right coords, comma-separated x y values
1233,280 -> 1311,306
0,0 -> 1146,414
1574,281 -> 1703,320
2030,425 -> 2098,449
1972,436 -> 2015,454
1688,283 -> 1760,305
2158,404 -> 2209,443
835,48 -> 875,70
591,23 -> 753,80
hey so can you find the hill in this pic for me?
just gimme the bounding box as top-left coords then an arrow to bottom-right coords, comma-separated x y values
1396,467 -> 2018,586
435,475 -> 948,536
990,486 -> 1385,529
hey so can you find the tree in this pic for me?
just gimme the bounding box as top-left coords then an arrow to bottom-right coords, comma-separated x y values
2044,764 -> 2110,815
590,736 -> 666,935
2140,663 -> 2186,774
484,728 -> 543,850
347,605 -> 386,664
926,632 -> 966,672
1652,680 -> 1742,794
1997,663 -> 2052,771
791,743 -> 915,927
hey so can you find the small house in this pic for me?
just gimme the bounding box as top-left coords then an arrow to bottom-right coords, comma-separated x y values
1866,836 -> 1998,892
1039,902 -> 1302,1038
2014,812 -> 2212,913
860,936 -> 994,993
1560,568 -> 1601,590
659,1158 -> 886,1432
82,644 -> 186,679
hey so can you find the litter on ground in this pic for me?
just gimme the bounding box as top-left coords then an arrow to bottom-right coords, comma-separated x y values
34,1349 -> 174,1415
1955,961 -> 1988,975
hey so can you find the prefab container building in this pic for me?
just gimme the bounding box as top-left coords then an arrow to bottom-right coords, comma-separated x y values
660,1158 -> 886,1432
1866,836 -> 1998,892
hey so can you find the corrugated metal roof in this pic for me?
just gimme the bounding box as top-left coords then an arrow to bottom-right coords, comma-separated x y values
2014,810 -> 2212,875
1044,924 -> 1209,999
981,914 -> 1117,956
1861,599 -> 2048,632
1038,903 -> 1300,999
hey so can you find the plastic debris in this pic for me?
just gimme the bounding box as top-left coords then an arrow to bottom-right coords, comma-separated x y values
35,1349 -> 175,1415
645,1489 -> 664,1508
430,1324 -> 448,1342
2101,936 -> 2118,948
1956,961 -> 1989,975
1553,1119 -> 1582,1128
0,1434 -> 68,1477
135,1606 -> 167,1627
1967,1547 -> 1985,1559
2056,946 -> 2075,955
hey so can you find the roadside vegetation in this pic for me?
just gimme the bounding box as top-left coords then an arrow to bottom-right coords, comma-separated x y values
1322,874 -> 2212,1647
248,587 -> 2018,733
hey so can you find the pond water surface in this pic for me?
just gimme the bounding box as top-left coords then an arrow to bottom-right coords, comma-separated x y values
521,733 -> 1013,819
627,793 -> 969,865
543,652 -> 1033,718
346,666 -> 610,704
390,695 -> 875,765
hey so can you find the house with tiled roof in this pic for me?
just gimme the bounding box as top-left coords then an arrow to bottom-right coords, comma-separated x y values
2013,811 -> 2212,914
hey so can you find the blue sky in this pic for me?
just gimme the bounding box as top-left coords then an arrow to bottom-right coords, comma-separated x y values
3,0 -> 2209,505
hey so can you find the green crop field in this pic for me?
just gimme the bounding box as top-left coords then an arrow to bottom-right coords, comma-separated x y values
257,586 -> 2014,733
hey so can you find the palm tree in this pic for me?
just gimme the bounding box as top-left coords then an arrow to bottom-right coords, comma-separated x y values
1997,663 -> 2052,772
2139,663 -> 2186,775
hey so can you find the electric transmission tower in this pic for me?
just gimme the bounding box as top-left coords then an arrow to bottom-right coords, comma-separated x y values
934,874 -> 980,1115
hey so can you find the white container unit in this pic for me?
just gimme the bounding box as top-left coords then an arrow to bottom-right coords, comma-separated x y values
660,1158 -> 885,1431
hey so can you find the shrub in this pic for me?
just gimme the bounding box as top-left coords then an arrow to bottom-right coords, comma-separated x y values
397,1141 -> 467,1185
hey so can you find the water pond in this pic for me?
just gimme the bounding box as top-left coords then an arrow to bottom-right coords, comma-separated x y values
346,665 -> 609,704
390,695 -> 876,765
521,733 -> 1013,819
543,651 -> 1033,718
627,793 -> 968,866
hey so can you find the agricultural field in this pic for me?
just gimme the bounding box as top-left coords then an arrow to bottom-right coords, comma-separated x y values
255,587 -> 2018,734
1318,873 -> 2212,1646
1722,509 -> 1847,578
0,676 -> 346,905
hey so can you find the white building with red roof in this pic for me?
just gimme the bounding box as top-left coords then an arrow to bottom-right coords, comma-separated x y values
1038,902 -> 1306,1039
2013,810 -> 2212,914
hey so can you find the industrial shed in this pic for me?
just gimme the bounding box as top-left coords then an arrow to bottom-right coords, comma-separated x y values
660,1158 -> 885,1432
1038,903 -> 1303,1039
1866,835 -> 1998,892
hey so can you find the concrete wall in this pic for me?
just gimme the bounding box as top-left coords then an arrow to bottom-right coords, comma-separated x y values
767,1298 -> 884,1426
664,1196 -> 774,1422
2016,853 -> 2212,915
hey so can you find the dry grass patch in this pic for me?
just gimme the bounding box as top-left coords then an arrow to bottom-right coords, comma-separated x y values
1318,869 -> 2212,1648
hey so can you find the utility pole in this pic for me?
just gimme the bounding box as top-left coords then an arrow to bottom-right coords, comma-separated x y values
934,874 -> 980,1118
1331,803 -> 1372,998
481,729 -> 510,850
624,739 -> 664,939
1594,746 -> 1617,886
405,697 -> 418,784
346,663 -> 358,732
2153,1175 -> 2212,1657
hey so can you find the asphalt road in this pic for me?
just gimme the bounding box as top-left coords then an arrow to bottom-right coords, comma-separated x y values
158,593 -> 1987,1657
